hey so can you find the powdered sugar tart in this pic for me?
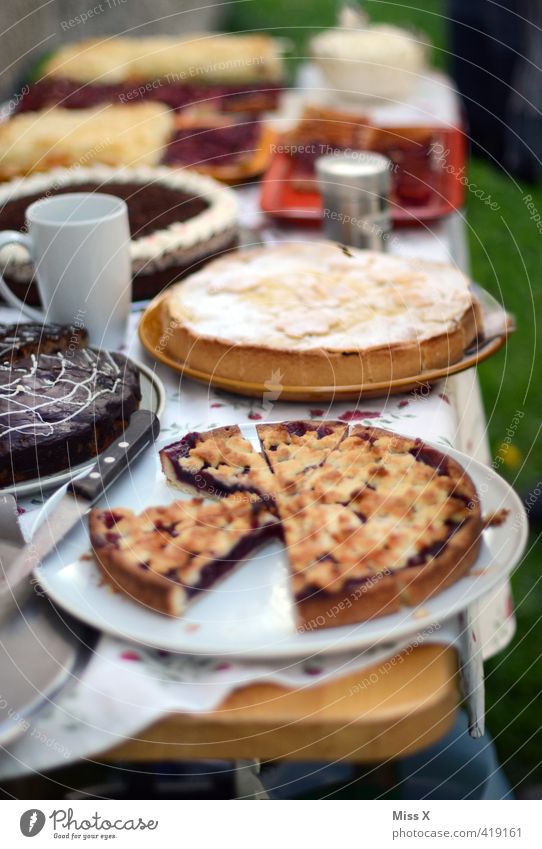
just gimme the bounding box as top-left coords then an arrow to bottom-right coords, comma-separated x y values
160,242 -> 482,387
89,420 -> 484,629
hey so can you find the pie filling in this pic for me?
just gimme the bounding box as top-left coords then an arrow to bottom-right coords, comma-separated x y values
161,430 -> 276,503
173,522 -> 281,597
169,460 -> 272,502
91,500 -> 281,605
408,442 -> 451,475
17,79 -> 282,115
163,123 -> 262,168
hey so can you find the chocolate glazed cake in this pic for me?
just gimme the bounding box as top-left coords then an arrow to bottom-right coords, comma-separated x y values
0,347 -> 141,486
0,165 -> 239,304
0,322 -> 87,362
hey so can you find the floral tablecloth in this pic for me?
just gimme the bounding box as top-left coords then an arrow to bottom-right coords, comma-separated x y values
0,190 -> 514,779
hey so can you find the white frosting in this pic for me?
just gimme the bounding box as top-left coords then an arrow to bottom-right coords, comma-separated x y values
0,165 -> 238,269
0,349 -> 121,438
165,242 -> 475,352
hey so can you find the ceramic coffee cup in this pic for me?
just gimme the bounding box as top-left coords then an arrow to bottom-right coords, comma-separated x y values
0,192 -> 132,349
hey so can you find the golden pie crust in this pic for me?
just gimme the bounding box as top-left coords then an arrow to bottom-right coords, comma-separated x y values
160,242 -> 482,387
90,421 -> 483,629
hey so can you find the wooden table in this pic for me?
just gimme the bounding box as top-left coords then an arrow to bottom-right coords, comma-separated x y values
105,645 -> 458,764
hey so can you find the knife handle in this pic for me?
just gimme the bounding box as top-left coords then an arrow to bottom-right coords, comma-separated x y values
69,410 -> 160,504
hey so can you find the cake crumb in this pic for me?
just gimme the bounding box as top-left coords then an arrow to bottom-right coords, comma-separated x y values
483,508 -> 510,528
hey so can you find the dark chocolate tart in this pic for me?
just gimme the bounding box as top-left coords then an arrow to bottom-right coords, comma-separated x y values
0,165 -> 238,304
0,321 -> 87,362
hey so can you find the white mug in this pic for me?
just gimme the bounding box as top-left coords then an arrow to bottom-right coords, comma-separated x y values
0,192 -> 132,350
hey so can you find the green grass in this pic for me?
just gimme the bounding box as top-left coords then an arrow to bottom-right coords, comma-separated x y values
228,0 -> 542,793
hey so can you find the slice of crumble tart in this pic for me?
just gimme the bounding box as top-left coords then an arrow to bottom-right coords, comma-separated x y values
256,420 -> 347,493
160,425 -> 276,505
89,496 -> 279,616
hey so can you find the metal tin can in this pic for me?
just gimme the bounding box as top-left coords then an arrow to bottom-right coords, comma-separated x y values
316,151 -> 392,250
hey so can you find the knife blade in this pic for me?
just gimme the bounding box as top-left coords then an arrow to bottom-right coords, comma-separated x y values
0,409 -> 160,620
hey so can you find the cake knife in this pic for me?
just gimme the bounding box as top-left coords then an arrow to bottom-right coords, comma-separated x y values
0,409 -> 160,620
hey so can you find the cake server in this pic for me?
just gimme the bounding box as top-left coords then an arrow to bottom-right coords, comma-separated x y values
0,409 -> 160,621
0,594 -> 98,747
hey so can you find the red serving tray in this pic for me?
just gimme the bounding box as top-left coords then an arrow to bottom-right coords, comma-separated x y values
260,127 -> 466,226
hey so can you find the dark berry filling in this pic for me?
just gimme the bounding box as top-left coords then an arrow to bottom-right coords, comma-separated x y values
172,463 -> 271,503
164,521 -> 281,595
316,425 -> 333,438
285,421 -> 310,437
163,122 -> 262,168
406,520 -> 463,568
105,532 -> 120,545
409,441 -> 450,476
282,421 -> 335,440
100,511 -> 123,530
16,78 -> 282,116
163,432 -> 200,461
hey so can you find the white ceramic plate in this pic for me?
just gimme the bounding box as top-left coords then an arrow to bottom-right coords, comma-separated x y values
0,356 -> 166,497
35,424 -> 528,659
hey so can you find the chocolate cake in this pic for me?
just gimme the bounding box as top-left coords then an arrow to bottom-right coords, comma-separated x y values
0,182 -> 207,239
0,165 -> 239,303
0,322 -> 87,363
0,348 -> 141,485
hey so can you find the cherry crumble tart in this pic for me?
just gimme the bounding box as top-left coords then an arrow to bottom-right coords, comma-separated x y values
89,421 -> 483,629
